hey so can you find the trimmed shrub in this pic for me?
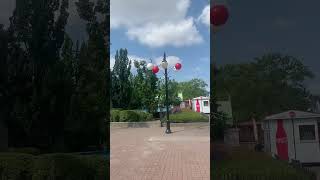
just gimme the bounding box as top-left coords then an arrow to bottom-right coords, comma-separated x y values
81,155 -> 108,180
32,154 -> 95,180
0,153 -> 34,180
110,110 -> 121,122
119,110 -> 139,122
136,111 -> 152,121
0,153 -> 108,180
111,109 -> 153,122
8,147 -> 41,155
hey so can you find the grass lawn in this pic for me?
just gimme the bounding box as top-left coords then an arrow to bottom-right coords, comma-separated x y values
213,146 -> 315,179
167,110 -> 208,123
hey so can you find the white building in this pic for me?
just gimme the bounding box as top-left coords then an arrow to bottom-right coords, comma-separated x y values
192,96 -> 210,114
263,110 -> 320,164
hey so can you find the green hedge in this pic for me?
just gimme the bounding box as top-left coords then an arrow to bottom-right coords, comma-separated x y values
111,110 -> 153,122
111,110 -> 121,122
8,147 -> 41,155
168,111 -> 208,123
0,153 -> 108,180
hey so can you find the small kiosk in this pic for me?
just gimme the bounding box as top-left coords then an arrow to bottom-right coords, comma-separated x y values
263,110 -> 320,164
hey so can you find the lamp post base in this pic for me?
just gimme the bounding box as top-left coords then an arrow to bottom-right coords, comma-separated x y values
165,128 -> 171,134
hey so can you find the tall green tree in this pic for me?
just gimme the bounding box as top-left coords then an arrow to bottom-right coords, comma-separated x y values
3,0 -> 70,149
111,49 -> 132,109
158,79 -> 181,108
179,78 -> 209,100
216,53 -> 314,122
130,60 -> 159,113
72,0 -> 109,150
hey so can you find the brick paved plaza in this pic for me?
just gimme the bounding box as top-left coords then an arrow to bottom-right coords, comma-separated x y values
110,125 -> 210,180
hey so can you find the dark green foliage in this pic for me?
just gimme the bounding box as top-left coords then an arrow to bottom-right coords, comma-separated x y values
179,78 -> 209,100
32,154 -> 95,180
215,53 -> 314,122
111,49 -> 132,109
0,153 -> 108,180
110,110 -> 121,122
110,110 -> 153,122
212,112 -> 228,140
168,111 -> 208,123
0,0 -> 109,152
119,110 -> 139,122
158,79 -> 182,108
213,148 -> 316,179
8,147 -> 41,155
130,60 -> 159,113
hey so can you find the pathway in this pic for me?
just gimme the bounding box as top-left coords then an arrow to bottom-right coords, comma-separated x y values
110,125 -> 210,180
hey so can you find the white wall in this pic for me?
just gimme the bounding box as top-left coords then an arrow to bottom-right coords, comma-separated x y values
294,118 -> 320,163
269,118 -> 320,163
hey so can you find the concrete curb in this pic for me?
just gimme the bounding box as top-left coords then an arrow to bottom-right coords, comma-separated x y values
110,121 -> 160,128
110,121 -> 209,128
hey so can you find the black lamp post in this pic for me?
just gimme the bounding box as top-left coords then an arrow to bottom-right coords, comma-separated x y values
150,52 -> 182,134
162,53 -> 171,134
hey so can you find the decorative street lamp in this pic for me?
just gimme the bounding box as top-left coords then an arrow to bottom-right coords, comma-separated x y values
152,52 -> 182,134
210,3 -> 229,125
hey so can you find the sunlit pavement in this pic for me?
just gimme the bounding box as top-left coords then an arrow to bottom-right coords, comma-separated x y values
110,125 -> 210,180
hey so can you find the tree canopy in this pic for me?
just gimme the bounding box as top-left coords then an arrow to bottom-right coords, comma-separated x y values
215,53 -> 314,122
179,78 -> 209,100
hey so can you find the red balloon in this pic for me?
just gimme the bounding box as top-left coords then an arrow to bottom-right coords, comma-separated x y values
175,63 -> 182,70
211,5 -> 229,26
152,66 -> 159,74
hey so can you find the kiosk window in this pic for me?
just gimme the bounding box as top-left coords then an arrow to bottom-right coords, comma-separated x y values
299,125 -> 316,141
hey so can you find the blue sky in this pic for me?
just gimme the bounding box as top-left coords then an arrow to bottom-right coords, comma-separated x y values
110,0 -> 210,91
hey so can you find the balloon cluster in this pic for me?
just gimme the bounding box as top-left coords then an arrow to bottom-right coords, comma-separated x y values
147,62 -> 182,74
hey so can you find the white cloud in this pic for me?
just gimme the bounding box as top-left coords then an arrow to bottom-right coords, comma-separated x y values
126,18 -> 203,48
110,0 -> 203,48
197,5 -> 210,27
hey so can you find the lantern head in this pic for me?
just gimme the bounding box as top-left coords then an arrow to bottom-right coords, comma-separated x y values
211,5 -> 229,26
152,65 -> 159,74
147,63 -> 154,70
175,63 -> 182,70
161,61 -> 168,69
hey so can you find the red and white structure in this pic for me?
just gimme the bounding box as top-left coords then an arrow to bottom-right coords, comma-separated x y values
191,96 -> 210,114
263,110 -> 320,164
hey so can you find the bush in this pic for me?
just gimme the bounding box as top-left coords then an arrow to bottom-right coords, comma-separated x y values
81,155 -> 108,180
0,153 -> 34,180
0,153 -> 108,180
8,147 -> 41,155
32,154 -> 95,180
136,111 -> 153,121
119,110 -> 140,122
110,110 -> 121,122
111,109 -> 153,122
213,111 -> 228,140
169,111 -> 208,123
